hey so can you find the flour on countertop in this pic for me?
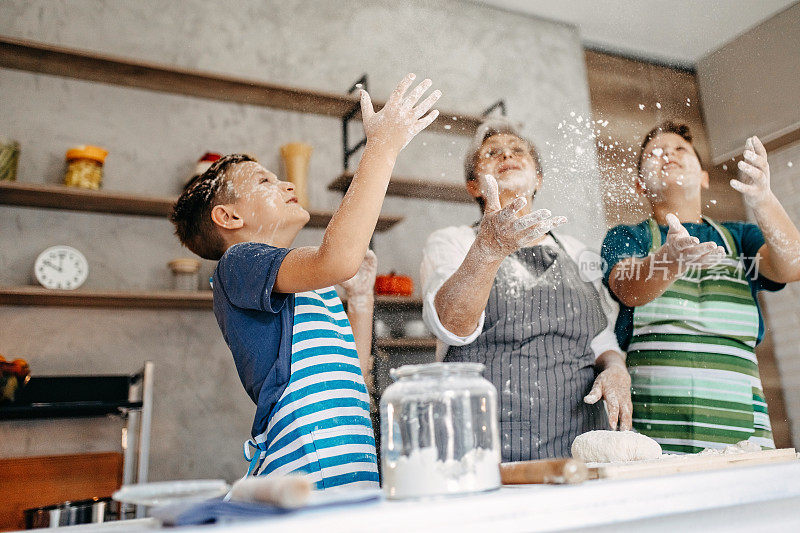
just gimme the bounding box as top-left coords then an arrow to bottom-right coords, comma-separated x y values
699,440 -> 762,455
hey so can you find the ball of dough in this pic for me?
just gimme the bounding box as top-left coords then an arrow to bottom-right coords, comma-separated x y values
571,430 -> 662,463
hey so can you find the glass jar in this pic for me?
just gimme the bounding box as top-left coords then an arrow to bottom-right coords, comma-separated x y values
380,362 -> 500,499
64,145 -> 108,190
279,142 -> 312,208
0,137 -> 20,182
168,258 -> 200,291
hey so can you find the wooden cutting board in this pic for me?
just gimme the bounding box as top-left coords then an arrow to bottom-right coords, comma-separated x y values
588,448 -> 797,480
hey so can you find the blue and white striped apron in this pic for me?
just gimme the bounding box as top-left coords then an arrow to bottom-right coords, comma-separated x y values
243,287 -> 379,490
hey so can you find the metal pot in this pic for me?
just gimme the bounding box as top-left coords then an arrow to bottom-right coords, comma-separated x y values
24,498 -> 123,529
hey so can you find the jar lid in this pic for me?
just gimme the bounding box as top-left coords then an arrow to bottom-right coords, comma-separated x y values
390,362 -> 485,381
168,258 -> 201,273
66,145 -> 108,163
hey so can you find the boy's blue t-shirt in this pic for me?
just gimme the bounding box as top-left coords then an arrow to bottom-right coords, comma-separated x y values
601,220 -> 784,350
212,242 -> 293,439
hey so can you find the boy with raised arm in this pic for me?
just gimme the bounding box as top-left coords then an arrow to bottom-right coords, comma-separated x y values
601,121 -> 800,453
170,74 -> 440,487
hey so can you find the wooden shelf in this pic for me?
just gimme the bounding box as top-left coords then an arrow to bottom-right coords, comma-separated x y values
0,181 -> 174,217
1,287 -> 422,310
0,286 -> 213,309
0,36 -> 482,137
0,181 -> 403,231
329,173 -> 474,203
373,295 -> 423,309
376,337 -> 437,350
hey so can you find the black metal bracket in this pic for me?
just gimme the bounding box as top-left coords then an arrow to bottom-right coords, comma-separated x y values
482,99 -> 507,117
342,74 -> 369,171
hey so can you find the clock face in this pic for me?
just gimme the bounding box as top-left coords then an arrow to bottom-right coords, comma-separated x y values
34,246 -> 89,290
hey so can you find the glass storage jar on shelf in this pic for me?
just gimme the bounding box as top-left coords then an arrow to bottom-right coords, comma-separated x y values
64,145 -> 108,190
168,258 -> 201,291
0,136 -> 20,182
380,362 -> 501,500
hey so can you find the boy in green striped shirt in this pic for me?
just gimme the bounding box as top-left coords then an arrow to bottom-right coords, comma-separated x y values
600,121 -> 800,453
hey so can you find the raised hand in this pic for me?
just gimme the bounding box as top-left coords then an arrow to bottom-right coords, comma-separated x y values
732,136 -> 773,206
359,73 -> 441,153
339,250 -> 378,394
662,213 -> 726,272
474,174 -> 566,261
340,250 -> 377,302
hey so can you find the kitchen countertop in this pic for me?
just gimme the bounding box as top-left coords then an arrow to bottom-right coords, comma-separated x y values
39,461 -> 800,532
195,461 -> 800,532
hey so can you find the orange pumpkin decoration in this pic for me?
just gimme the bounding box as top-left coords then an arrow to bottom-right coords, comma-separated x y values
374,272 -> 414,296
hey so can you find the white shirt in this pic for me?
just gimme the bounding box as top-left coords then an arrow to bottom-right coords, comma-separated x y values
420,225 -> 622,360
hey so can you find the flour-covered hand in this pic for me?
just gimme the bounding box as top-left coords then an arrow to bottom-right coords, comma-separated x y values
474,174 -> 566,261
360,73 -> 441,153
340,250 -> 377,302
732,136 -> 773,206
584,360 -> 632,431
662,213 -> 726,273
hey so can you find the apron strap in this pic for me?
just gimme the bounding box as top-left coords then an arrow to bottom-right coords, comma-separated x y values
702,216 -> 738,256
547,231 -> 565,251
646,218 -> 662,252
243,438 -> 267,477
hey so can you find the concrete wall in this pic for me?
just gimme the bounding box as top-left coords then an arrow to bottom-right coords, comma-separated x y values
695,1 -> 800,447
696,3 -> 800,163
0,0 -> 602,481
760,141 -> 800,446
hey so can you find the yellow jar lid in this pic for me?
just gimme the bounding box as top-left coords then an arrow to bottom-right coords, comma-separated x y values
66,145 -> 108,163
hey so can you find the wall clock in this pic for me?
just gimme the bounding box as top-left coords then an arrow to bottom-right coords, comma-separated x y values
34,245 -> 89,290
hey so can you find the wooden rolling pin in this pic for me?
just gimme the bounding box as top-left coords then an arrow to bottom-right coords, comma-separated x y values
500,458 -> 589,485
228,475 -> 312,508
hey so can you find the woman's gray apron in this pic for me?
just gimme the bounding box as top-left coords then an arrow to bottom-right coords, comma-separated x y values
445,235 -> 608,461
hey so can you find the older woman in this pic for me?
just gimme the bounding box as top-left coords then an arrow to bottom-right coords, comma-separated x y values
420,120 -> 631,461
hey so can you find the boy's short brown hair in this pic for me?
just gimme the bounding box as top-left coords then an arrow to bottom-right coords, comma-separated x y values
463,118 -> 543,211
170,154 -> 255,260
637,121 -> 702,177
